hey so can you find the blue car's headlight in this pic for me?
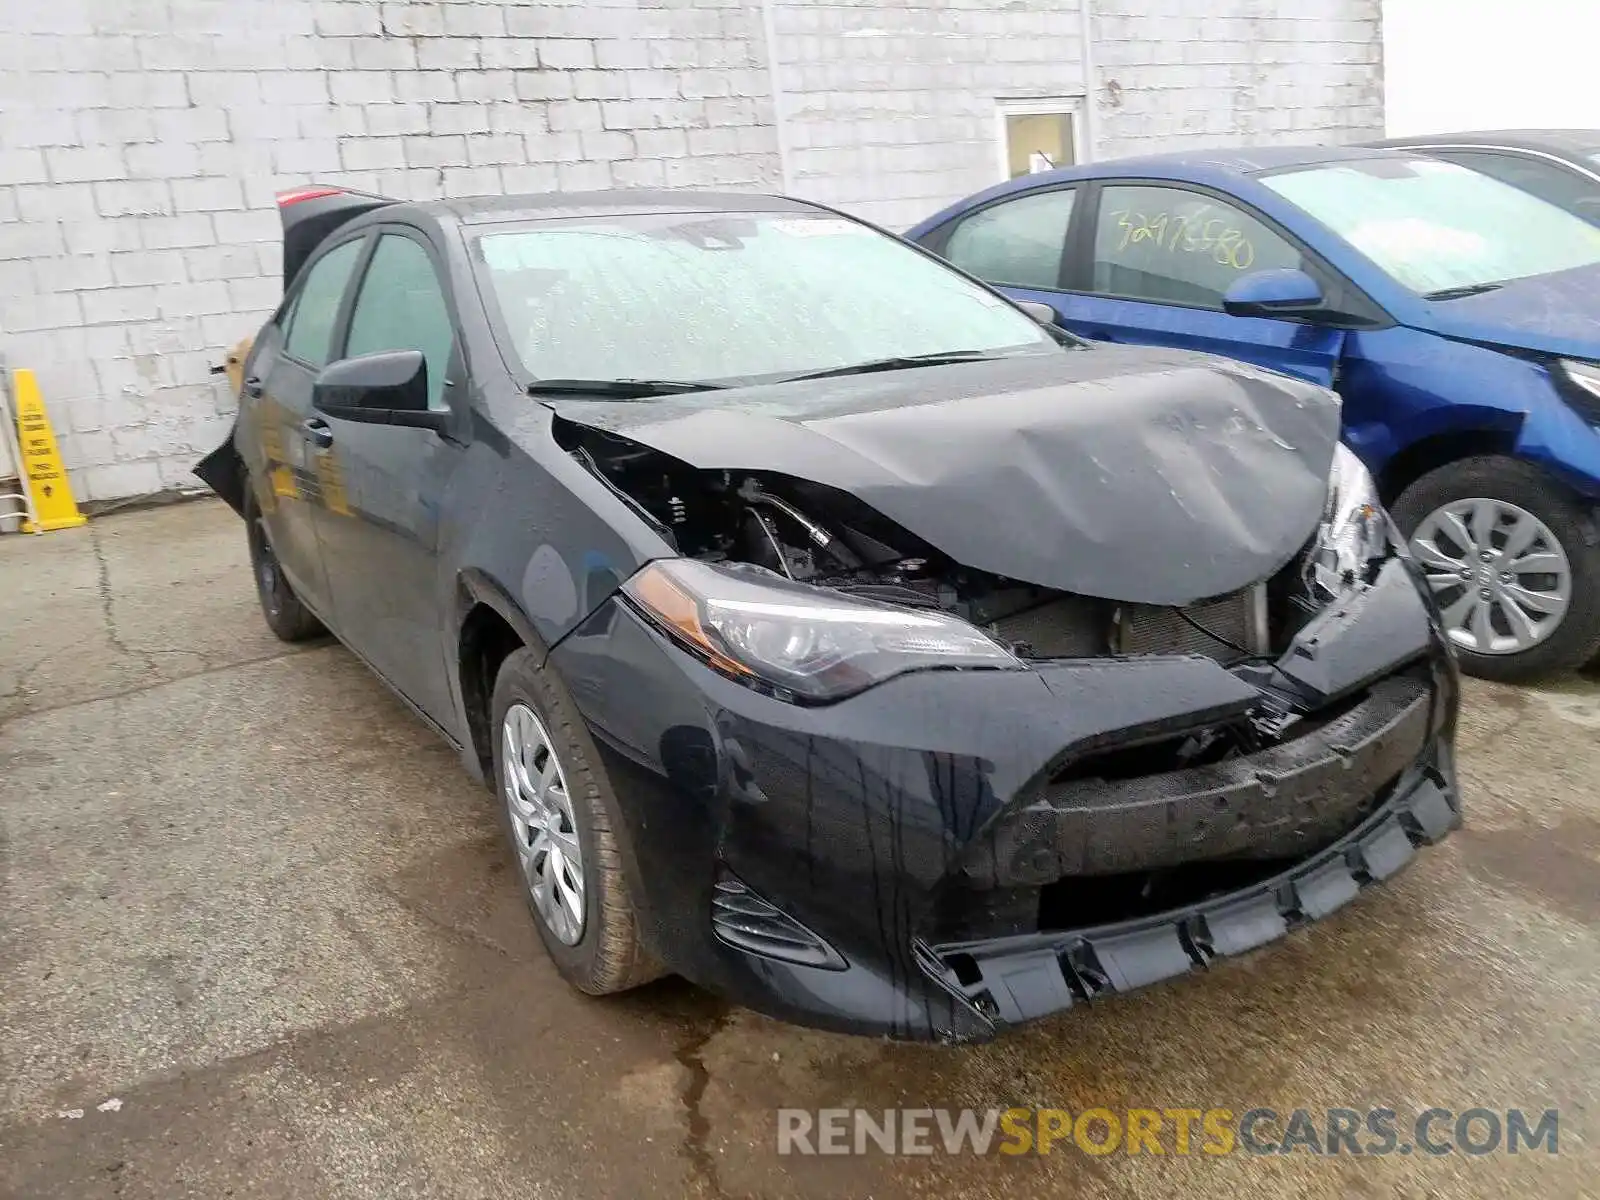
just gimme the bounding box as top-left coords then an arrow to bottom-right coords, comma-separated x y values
1558,359 -> 1600,422
1309,444 -> 1396,599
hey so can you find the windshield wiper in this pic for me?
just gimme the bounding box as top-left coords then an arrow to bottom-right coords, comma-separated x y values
1421,282 -> 1504,301
527,378 -> 727,398
775,350 -> 1009,383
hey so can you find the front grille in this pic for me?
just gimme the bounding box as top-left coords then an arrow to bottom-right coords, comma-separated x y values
1116,586 -> 1263,661
990,594 -> 1108,658
959,670 -> 1434,888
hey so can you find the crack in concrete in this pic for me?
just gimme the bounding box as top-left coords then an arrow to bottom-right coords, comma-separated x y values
4,530 -> 224,719
673,1006 -> 732,1199
86,525 -> 223,674
1462,705 -> 1534,762
3,645 -> 71,701
373,882 -> 521,964
0,647 -> 328,732
89,523 -> 158,675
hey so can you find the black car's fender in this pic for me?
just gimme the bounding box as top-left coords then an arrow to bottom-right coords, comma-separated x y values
440,395 -> 681,775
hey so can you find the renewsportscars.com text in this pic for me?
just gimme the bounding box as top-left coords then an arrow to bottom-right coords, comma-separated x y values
776,1106 -> 1559,1157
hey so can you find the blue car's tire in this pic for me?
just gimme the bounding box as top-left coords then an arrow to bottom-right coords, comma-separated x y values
1393,455 -> 1600,682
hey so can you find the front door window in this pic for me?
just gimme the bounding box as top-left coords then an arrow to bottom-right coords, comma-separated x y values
283,238 -> 364,367
344,234 -> 457,411
1091,184 -> 1303,308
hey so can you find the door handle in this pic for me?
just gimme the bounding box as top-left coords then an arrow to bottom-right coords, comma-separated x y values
243,375 -> 264,398
301,417 -> 334,449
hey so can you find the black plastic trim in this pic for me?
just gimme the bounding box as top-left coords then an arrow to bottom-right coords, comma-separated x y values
924,761 -> 1459,1029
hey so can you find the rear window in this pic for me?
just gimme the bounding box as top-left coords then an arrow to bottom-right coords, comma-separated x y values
472,211 -> 1054,386
941,188 -> 1076,289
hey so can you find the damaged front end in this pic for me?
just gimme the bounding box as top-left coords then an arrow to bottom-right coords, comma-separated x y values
543,367 -> 1460,1041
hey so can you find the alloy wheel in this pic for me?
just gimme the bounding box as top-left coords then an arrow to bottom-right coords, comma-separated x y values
501,702 -> 587,945
1409,497 -> 1572,656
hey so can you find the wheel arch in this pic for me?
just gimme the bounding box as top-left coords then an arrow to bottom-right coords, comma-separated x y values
455,569 -> 549,779
1376,425 -> 1523,512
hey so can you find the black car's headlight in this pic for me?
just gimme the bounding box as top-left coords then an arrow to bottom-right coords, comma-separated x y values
1309,444 -> 1396,598
624,559 -> 1019,700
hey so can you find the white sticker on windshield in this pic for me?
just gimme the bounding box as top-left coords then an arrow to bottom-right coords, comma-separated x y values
767,218 -> 864,238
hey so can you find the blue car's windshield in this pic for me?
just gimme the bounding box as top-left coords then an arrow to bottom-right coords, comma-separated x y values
1262,156 -> 1600,296
473,211 -> 1056,388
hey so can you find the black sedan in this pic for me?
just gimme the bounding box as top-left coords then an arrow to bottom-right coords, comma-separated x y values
198,186 -> 1462,1042
1373,129 -> 1600,225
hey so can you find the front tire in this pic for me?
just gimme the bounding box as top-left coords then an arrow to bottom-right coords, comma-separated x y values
243,486 -> 324,643
1392,455 -> 1600,682
491,647 -> 662,994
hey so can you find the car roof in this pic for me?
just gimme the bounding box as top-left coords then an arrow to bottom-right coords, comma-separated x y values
1372,129 -> 1600,156
972,143 -> 1428,191
907,145 -> 1431,226
1100,143 -> 1407,174
425,189 -> 820,226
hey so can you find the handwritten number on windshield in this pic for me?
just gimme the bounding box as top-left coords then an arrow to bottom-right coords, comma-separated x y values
1110,210 -> 1255,270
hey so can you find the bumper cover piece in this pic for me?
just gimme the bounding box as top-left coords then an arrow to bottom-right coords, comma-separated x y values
970,670 -> 1432,886
928,767 -> 1459,1030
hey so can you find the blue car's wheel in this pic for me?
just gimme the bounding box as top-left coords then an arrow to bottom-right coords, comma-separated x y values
1394,455 -> 1600,682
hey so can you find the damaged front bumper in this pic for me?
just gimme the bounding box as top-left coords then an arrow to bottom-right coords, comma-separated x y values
550,556 -> 1461,1042
925,751 -> 1458,1032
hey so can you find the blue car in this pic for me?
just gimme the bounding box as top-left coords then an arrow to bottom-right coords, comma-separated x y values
907,145 -> 1600,680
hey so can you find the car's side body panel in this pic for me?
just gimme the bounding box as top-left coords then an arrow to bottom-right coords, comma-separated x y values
306,222 -> 472,723
1043,287 -> 1346,386
225,200 -> 678,748
906,149 -> 1600,501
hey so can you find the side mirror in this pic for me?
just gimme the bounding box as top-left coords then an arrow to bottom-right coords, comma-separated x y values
1014,299 -> 1060,327
313,350 -> 447,431
1222,268 -> 1325,320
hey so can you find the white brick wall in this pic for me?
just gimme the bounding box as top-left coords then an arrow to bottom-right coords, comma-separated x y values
1093,0 -> 1384,154
772,0 -> 1087,230
0,0 -> 1381,503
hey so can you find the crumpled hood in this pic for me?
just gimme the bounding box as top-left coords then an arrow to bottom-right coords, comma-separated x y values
549,346 -> 1341,606
1420,260 -> 1600,359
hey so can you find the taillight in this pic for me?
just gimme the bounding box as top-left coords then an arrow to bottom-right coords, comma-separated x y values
276,187 -> 344,207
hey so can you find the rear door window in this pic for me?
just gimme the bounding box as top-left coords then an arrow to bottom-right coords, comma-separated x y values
343,233 -> 457,412
283,238 -> 364,367
940,188 -> 1076,289
1091,184 -> 1303,308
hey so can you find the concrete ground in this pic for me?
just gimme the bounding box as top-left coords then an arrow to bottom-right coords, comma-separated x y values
1,498 -> 1596,1199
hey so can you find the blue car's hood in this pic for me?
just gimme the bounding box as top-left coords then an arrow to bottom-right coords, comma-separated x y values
1420,261 -> 1600,360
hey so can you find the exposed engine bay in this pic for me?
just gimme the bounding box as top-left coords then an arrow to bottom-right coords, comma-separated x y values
568,424 -> 1105,652
561,422 -> 1336,669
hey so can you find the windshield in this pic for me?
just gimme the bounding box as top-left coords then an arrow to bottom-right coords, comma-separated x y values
473,211 -> 1055,386
1261,156 -> 1600,295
